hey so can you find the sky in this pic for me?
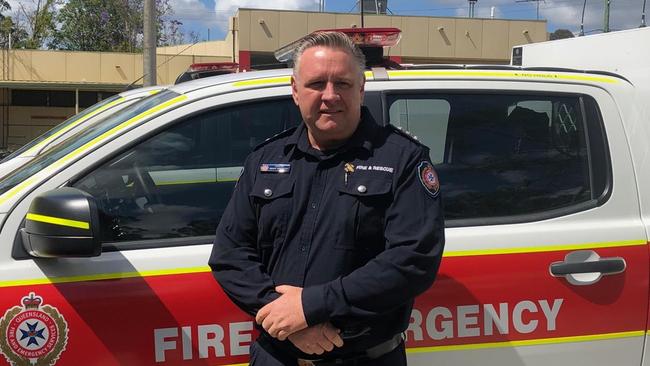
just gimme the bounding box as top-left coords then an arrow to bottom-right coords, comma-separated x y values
169,0 -> 648,42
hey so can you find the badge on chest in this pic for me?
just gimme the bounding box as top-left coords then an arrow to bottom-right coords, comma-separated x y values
260,163 -> 291,174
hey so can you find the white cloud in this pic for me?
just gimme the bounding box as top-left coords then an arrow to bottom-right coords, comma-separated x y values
541,0 -> 646,33
170,0 -> 215,25
214,0 -> 319,28
423,0 -> 645,34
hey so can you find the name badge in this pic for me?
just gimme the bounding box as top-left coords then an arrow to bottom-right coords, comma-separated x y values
260,163 -> 291,174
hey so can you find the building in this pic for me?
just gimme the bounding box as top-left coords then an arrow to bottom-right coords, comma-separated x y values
0,8 -> 546,150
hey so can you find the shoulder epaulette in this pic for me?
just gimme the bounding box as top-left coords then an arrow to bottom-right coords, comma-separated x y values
387,124 -> 423,145
253,126 -> 298,151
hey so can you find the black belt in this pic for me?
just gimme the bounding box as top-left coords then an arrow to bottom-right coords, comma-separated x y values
297,333 -> 403,366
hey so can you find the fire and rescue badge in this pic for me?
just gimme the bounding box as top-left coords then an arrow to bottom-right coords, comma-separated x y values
0,293 -> 68,366
417,161 -> 440,198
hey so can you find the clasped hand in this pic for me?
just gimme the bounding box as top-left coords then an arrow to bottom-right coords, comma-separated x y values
256,285 -> 344,354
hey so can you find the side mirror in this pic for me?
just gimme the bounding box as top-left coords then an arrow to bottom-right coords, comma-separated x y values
21,187 -> 101,258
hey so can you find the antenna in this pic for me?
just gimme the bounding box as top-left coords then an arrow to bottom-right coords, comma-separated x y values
468,0 -> 477,18
641,0 -> 647,27
603,0 -> 610,32
580,0 -> 587,35
360,0 -> 364,27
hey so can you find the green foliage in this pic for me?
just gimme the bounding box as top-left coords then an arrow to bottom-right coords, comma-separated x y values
52,0 -> 185,52
22,0 -> 59,49
52,0 -> 141,51
0,0 -> 28,49
549,29 -> 576,40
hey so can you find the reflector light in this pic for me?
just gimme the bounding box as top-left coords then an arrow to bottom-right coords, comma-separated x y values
274,27 -> 402,63
324,27 -> 402,47
187,62 -> 239,72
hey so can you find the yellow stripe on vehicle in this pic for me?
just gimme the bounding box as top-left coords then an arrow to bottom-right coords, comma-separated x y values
0,238 -> 645,288
386,70 -> 619,84
54,94 -> 189,168
25,213 -> 89,230
156,179 -> 216,186
232,71 -> 374,88
154,177 -> 239,186
21,97 -> 127,157
406,330 -> 644,353
233,76 -> 292,87
0,176 -> 40,206
443,239 -> 646,257
0,266 -> 211,289
0,95 -> 188,206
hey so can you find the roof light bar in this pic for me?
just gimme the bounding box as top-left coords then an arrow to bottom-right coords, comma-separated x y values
274,27 -> 402,63
188,63 -> 239,72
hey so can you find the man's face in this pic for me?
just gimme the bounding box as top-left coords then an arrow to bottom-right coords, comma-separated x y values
291,46 -> 365,149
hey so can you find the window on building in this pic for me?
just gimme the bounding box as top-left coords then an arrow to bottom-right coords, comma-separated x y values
72,98 -> 301,243
79,91 -> 99,108
11,90 -> 120,108
48,91 -> 75,107
12,90 -> 48,106
387,92 -> 608,224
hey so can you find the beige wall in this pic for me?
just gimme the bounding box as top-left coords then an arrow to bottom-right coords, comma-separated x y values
237,8 -> 547,63
0,10 -> 548,85
0,50 -> 226,149
0,50 -> 228,86
0,9 -> 549,149
157,31 -> 236,58
7,106 -> 74,148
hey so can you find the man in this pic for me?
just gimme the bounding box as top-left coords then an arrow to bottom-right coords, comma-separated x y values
209,31 -> 444,365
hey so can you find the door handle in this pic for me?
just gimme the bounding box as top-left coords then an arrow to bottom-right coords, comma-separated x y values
549,250 -> 626,285
550,257 -> 625,276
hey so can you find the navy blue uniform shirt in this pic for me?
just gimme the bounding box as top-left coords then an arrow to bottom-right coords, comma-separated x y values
209,108 -> 445,357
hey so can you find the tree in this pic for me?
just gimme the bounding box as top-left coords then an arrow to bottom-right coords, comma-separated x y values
549,29 -> 575,40
156,0 -> 186,46
16,0 -> 59,48
52,0 -> 184,52
0,0 -> 29,49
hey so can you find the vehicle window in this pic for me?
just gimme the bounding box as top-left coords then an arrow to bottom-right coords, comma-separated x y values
389,98 -> 450,164
0,90 -> 181,197
0,94 -> 125,163
72,98 -> 301,243
388,93 -> 606,223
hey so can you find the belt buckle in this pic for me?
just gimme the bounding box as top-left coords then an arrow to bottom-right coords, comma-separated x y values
297,359 -> 316,366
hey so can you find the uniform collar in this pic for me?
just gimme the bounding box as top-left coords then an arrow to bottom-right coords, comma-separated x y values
285,107 -> 377,157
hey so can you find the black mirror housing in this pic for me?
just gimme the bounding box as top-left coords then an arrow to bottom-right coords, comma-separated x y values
21,187 -> 101,258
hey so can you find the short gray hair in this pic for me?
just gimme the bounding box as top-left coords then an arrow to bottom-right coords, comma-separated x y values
292,31 -> 366,79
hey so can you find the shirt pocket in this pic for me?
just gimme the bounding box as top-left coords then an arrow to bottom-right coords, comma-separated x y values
250,176 -> 295,248
335,176 -> 392,259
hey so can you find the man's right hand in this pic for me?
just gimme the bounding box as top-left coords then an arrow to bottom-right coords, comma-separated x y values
288,322 -> 344,355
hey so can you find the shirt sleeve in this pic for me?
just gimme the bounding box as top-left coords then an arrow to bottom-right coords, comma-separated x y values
302,147 -> 445,325
209,153 -> 279,316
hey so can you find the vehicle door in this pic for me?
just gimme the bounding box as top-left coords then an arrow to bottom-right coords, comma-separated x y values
0,86 -> 305,366
381,79 -> 647,366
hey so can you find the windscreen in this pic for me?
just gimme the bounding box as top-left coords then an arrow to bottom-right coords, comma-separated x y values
0,94 -> 125,162
0,90 -> 182,197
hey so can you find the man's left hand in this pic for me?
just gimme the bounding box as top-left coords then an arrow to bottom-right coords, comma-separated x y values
256,285 -> 308,340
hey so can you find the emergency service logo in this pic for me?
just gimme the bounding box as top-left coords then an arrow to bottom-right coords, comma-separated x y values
0,293 -> 68,366
417,161 -> 440,197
